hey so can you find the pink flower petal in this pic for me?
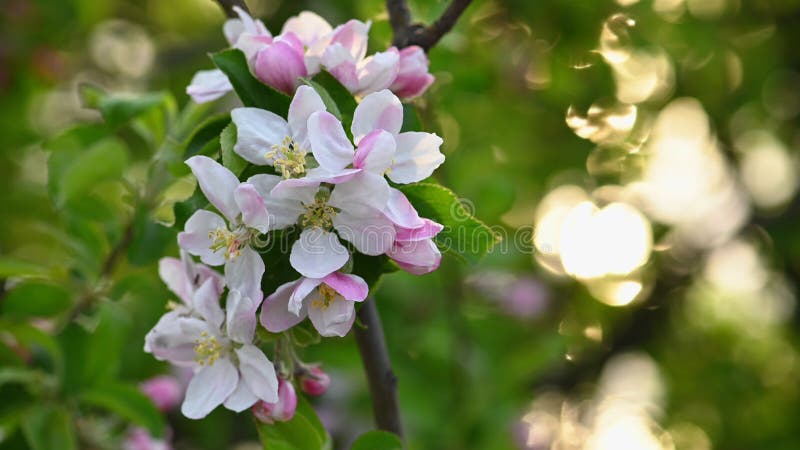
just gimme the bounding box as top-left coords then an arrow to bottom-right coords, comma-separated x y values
390,46 -> 435,99
388,131 -> 445,184
353,129 -> 396,174
253,33 -> 308,95
234,183 -> 270,233
260,280 -> 308,332
383,187 -> 425,229
307,110 -> 355,172
322,272 -> 368,301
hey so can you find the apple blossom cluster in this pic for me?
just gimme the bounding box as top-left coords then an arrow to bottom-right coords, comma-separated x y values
187,7 -> 435,102
144,22 -> 446,418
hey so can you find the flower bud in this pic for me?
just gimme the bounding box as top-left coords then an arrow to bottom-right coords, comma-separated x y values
252,378 -> 297,424
300,366 -> 331,396
390,46 -> 435,99
140,375 -> 183,412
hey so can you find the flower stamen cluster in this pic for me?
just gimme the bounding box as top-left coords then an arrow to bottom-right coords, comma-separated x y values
266,136 -> 308,179
194,331 -> 223,366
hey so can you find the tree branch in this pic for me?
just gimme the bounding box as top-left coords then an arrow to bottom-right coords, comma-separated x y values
213,0 -> 249,18
354,298 -> 404,437
387,0 -> 473,51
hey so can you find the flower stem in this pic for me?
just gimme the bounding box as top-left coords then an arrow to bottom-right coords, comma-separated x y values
354,298 -> 403,438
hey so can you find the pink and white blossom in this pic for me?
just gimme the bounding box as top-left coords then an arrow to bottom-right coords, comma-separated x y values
261,271 -> 368,337
382,188 -> 443,274
123,427 -> 172,450
178,156 -> 267,300
144,283 -> 278,419
248,171 -> 394,278
390,46 -> 435,99
307,89 -> 445,184
319,20 -> 400,97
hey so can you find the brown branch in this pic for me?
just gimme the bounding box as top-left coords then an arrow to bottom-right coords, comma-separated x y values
354,298 -> 404,438
213,0 -> 249,18
387,0 -> 473,51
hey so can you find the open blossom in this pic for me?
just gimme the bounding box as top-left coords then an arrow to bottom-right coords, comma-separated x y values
261,271 -> 368,337
382,188 -> 443,274
390,46 -> 435,99
248,171 -> 394,278
231,85 -> 359,182
320,20 -> 400,97
145,281 -> 278,419
307,89 -> 445,185
178,156 -> 267,300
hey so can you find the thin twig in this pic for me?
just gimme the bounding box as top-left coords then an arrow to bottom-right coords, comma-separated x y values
213,0 -> 249,18
354,299 -> 404,437
387,0 -> 473,51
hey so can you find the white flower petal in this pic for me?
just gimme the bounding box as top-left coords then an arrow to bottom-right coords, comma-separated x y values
383,187 -> 425,229
186,69 -> 233,104
231,108 -> 290,165
288,86 -> 327,150
234,183 -> 270,233
181,358 -> 238,419
388,132 -> 445,184
224,246 -> 264,306
333,210 -> 395,256
186,156 -> 242,222
307,294 -> 356,337
236,344 -> 279,403
224,288 -> 258,344
281,11 -> 333,46
290,228 -> 349,279
192,278 -> 225,329
353,130 -> 396,174
308,111 -> 355,172
260,280 -> 308,333
351,89 -> 403,144
328,171 -> 390,214
354,49 -> 400,97
223,378 -> 258,412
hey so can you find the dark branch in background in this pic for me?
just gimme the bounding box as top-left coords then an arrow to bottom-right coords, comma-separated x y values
213,0 -> 249,18
387,0 -> 473,51
354,299 -> 404,437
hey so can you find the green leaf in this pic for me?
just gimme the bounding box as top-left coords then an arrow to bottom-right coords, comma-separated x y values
80,83 -> 175,129
401,103 -> 422,132
45,125 -> 110,203
352,253 -> 397,294
295,397 -> 328,446
127,205 -> 177,266
255,409 -> 324,450
183,114 -> 230,159
2,282 -> 73,318
350,430 -> 403,450
211,49 -> 291,115
80,382 -> 165,436
0,368 -> 55,393
221,123 -> 248,176
21,406 -> 76,450
53,137 -> 129,207
2,322 -> 64,378
0,257 -> 49,278
399,183 -> 500,264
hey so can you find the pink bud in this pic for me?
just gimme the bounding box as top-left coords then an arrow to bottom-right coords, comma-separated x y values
252,378 -> 298,424
390,46 -> 435,99
301,367 -> 331,396
140,375 -> 183,412
253,32 -> 308,95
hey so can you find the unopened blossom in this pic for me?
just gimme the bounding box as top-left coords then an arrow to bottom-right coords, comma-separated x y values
145,283 -> 278,419
178,156 -> 267,300
252,378 -> 297,423
261,271 -> 368,337
382,188 -> 443,275
319,20 -> 400,97
300,366 -> 331,396
140,375 -> 183,412
248,171 -> 394,278
390,46 -> 435,99
123,427 -> 172,450
307,89 -> 445,184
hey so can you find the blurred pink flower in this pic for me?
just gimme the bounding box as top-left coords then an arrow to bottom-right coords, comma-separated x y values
140,375 -> 183,412
123,427 -> 171,450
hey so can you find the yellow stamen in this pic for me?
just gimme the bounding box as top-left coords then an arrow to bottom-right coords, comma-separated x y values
301,200 -> 337,230
194,331 -> 223,366
311,284 -> 338,310
266,136 -> 308,179
208,227 -> 241,260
